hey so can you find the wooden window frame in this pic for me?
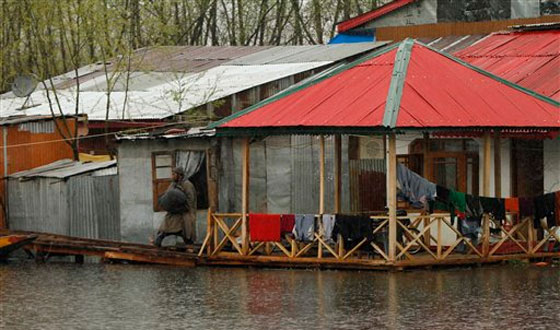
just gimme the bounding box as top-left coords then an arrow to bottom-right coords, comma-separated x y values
152,151 -> 176,212
406,138 -> 480,195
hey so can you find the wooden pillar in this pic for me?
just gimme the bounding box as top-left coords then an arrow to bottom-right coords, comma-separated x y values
319,135 -> 325,214
206,146 -> 219,211
483,131 -> 491,197
318,135 -> 325,259
241,137 -> 250,255
334,135 -> 342,213
388,133 -> 397,262
493,130 -> 501,198
422,132 -> 431,247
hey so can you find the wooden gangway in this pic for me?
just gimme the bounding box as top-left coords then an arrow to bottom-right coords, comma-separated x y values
0,230 -> 197,267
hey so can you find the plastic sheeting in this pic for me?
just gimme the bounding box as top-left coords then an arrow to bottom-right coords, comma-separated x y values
329,33 -> 375,44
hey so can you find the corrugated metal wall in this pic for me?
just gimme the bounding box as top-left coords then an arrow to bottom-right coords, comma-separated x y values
349,159 -> 387,212
219,135 -> 350,215
376,15 -> 560,41
8,174 -> 119,240
8,178 -> 68,234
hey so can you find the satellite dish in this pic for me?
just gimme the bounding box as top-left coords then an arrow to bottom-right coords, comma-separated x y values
12,74 -> 37,97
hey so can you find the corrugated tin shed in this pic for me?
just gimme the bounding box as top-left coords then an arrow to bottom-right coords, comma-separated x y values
453,30 -> 560,100
0,43 -> 389,121
212,39 -> 559,134
7,159 -> 119,240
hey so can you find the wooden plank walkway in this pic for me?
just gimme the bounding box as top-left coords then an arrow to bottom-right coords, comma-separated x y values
0,230 -> 197,267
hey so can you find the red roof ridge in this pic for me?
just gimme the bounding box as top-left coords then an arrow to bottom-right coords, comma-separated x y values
337,0 -> 417,33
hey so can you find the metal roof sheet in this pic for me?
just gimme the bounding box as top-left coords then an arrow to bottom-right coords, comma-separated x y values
1,44 -> 387,120
214,39 -> 559,134
10,159 -> 117,179
337,0 -> 416,32
453,30 -> 560,100
0,63 -> 331,120
228,42 -> 388,64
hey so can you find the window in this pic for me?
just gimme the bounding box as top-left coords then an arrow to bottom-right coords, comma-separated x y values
151,150 -> 209,212
406,138 -> 479,195
152,152 -> 175,212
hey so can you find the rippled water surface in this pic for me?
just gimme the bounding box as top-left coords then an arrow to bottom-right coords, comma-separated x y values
1,261 -> 559,330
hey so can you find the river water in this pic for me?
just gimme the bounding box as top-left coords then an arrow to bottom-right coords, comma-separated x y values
1,261 -> 559,330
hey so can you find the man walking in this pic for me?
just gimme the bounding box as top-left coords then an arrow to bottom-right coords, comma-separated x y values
154,167 -> 197,247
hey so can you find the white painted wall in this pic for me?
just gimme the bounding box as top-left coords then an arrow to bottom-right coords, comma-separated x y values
118,138 -> 210,244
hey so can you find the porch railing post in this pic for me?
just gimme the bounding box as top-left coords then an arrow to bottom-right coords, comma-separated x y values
319,135 -> 325,215
241,137 -> 250,255
388,133 -> 397,262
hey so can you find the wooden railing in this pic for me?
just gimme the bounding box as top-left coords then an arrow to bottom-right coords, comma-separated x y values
199,210 -> 560,264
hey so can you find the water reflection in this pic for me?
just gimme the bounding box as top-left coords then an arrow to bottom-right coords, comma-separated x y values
0,261 -> 558,330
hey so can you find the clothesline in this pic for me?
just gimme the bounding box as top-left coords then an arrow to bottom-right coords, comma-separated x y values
397,164 -> 560,229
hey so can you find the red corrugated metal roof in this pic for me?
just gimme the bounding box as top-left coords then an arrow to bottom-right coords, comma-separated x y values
454,30 -> 560,100
214,40 -> 559,133
337,0 -> 417,33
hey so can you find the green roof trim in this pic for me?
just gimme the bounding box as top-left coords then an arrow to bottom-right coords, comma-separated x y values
382,38 -> 414,128
208,42 -> 400,129
417,40 -> 560,108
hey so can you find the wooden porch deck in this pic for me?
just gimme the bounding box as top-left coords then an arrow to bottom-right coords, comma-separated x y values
2,222 -> 558,271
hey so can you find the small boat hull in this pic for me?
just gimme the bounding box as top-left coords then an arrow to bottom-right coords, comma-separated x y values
0,235 -> 37,258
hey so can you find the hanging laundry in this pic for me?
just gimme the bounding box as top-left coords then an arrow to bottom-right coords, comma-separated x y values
519,197 -> 535,219
294,214 -> 315,242
249,214 -> 281,242
333,214 -> 373,249
449,190 -> 466,217
504,197 -> 520,224
505,198 -> 519,213
434,188 -> 465,225
280,214 -> 295,235
466,194 -> 483,222
436,185 -> 450,203
534,193 -> 556,229
397,163 -> 436,209
321,214 -> 336,243
432,185 -> 451,215
480,197 -> 506,222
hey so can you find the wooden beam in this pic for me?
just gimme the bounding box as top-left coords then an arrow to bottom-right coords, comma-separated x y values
319,135 -> 325,214
493,130 -> 501,198
388,133 -> 397,262
483,131 -> 491,197
334,135 -> 342,213
104,251 -> 196,267
241,137 -> 250,255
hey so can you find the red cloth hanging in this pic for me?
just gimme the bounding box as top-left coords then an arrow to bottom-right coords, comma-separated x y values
249,214 -> 281,242
280,214 -> 295,234
505,198 -> 519,213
